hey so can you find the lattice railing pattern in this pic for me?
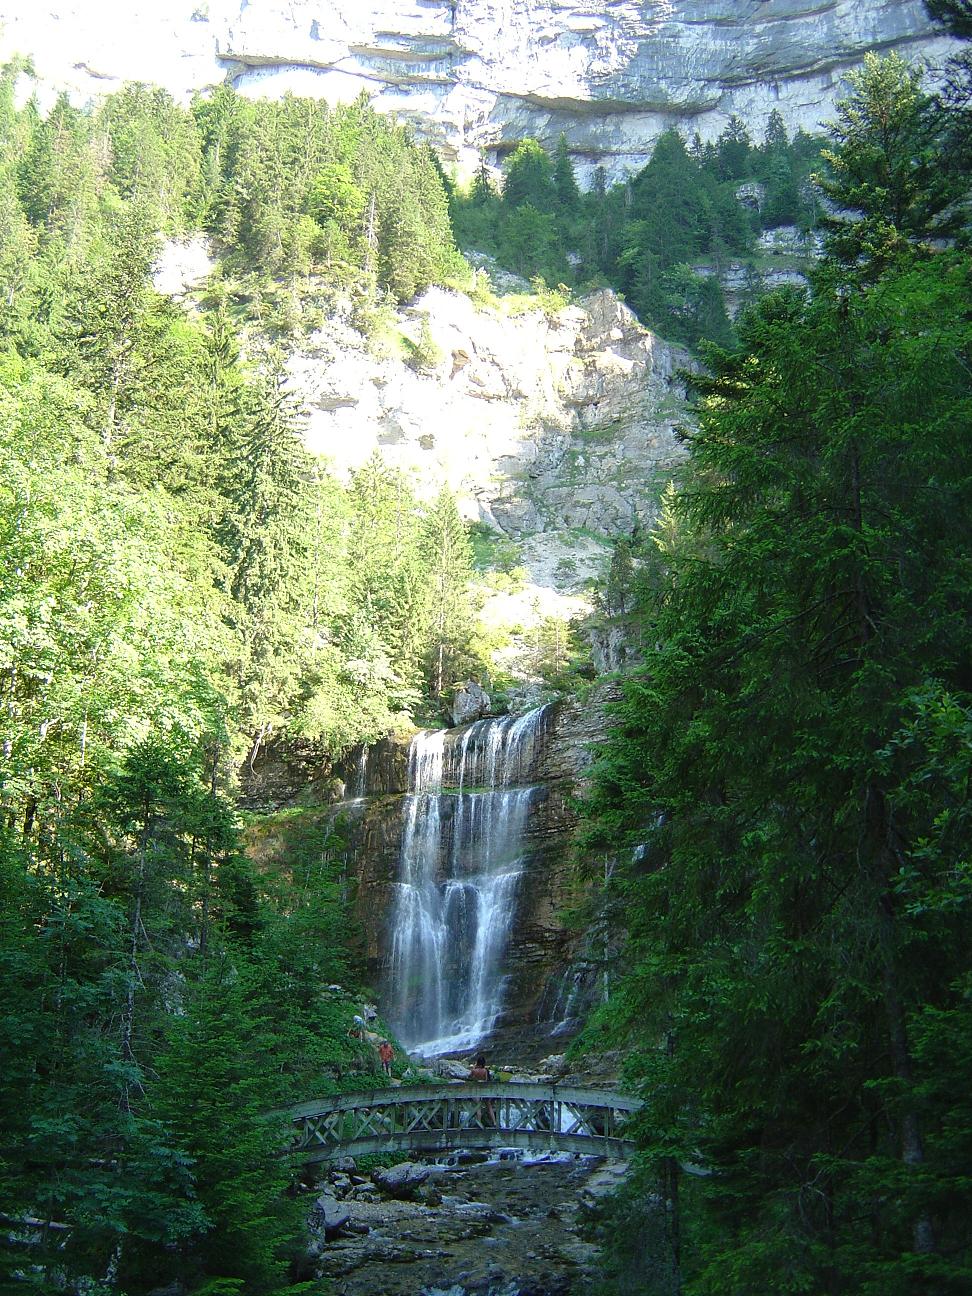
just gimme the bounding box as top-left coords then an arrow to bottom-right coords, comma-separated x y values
284,1083 -> 642,1162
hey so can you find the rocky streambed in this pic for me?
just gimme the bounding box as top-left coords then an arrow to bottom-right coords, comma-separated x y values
304,1148 -> 629,1296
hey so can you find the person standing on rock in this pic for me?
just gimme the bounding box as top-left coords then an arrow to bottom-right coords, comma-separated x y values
468,1053 -> 496,1126
378,1039 -> 394,1077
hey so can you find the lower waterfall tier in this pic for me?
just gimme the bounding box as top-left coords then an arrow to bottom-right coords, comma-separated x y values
348,781 -> 579,1057
243,688 -> 618,1061
387,783 -> 546,1055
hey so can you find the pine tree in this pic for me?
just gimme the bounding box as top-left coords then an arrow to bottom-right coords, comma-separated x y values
715,114 -> 753,181
218,354 -> 312,760
471,151 -> 495,205
925,0 -> 972,35
762,107 -> 789,154
151,954 -> 303,1294
502,137 -> 557,209
553,132 -> 581,212
818,53 -> 963,271
585,254 -> 972,1294
420,487 -> 475,698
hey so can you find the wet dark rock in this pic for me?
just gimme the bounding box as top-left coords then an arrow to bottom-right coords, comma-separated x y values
312,1192 -> 351,1236
310,1156 -> 620,1294
373,1160 -> 432,1199
452,1149 -> 490,1165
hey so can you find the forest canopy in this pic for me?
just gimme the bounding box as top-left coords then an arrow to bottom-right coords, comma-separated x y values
581,45 -> 972,1296
1,13 -> 971,1293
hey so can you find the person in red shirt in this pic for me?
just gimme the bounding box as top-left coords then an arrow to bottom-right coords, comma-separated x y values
378,1040 -> 394,1077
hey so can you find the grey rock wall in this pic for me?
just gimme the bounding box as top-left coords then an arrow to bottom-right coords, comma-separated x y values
5,2 -> 955,182
290,285 -> 690,606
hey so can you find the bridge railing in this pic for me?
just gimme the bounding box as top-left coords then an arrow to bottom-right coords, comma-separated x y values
285,1082 -> 642,1163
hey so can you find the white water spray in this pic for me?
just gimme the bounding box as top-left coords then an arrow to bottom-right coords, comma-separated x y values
385,707 -> 549,1056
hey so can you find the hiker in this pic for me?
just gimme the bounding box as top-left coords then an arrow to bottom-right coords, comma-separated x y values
347,1014 -> 366,1040
378,1039 -> 394,1077
468,1052 -> 496,1126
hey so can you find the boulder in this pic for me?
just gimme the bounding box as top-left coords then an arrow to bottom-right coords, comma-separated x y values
372,1161 -> 432,1199
452,681 -> 491,726
430,1057 -> 471,1080
312,1193 -> 351,1236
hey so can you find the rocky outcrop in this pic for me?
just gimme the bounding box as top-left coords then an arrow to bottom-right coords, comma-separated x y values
305,1155 -> 623,1295
692,224 -> 825,317
291,285 -> 689,601
9,3 -> 954,181
451,680 -> 492,726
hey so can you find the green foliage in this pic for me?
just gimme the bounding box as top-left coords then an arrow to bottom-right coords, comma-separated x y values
818,53 -> 965,272
194,89 -> 462,300
502,137 -> 557,210
0,66 -> 486,1295
553,132 -> 582,212
518,607 -> 592,696
151,957 -> 304,1293
926,0 -> 972,35
583,54 -> 972,1294
451,121 -> 821,349
420,487 -> 478,699
403,314 -> 443,372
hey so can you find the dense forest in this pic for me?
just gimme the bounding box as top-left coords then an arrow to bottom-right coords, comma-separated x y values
452,110 -> 823,350
581,16 -> 972,1296
0,67 -> 478,1295
2,0 -> 972,1290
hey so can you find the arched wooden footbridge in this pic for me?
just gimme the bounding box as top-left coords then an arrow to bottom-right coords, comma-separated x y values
285,1082 -> 642,1163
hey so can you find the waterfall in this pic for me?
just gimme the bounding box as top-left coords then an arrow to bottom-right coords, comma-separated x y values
385,706 -> 549,1056
351,744 -> 369,798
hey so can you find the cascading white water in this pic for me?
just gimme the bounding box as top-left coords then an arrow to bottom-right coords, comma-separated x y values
351,744 -> 369,798
385,707 -> 548,1056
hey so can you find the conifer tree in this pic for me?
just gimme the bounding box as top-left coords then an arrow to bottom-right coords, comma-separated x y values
715,113 -> 753,180
819,52 -> 963,270
553,132 -> 581,211
151,954 -> 303,1294
925,0 -> 972,34
502,137 -> 557,209
420,487 -> 475,698
472,151 -> 495,205
585,53 -> 972,1294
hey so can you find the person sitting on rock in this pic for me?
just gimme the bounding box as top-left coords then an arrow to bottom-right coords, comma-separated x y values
468,1053 -> 496,1126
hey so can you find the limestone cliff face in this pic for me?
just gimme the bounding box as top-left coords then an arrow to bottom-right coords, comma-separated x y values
291,285 -> 689,603
6,2 -> 953,180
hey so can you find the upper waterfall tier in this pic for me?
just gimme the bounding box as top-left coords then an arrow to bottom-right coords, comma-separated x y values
412,708 -> 553,794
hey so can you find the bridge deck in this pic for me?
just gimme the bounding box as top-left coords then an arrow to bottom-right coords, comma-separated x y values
285,1082 -> 642,1163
